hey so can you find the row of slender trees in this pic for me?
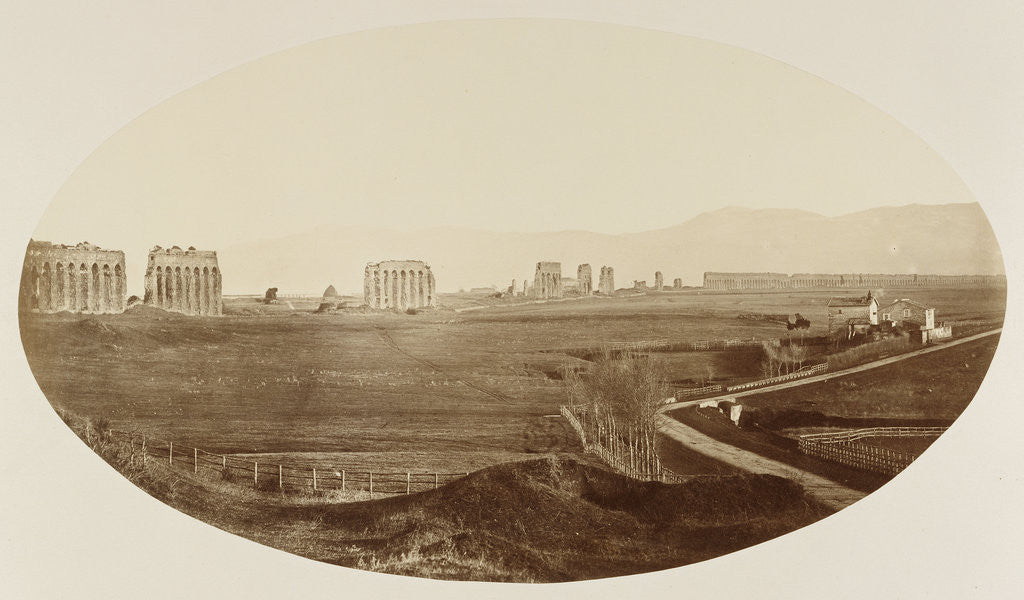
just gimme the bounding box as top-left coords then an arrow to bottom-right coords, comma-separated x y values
562,350 -> 669,479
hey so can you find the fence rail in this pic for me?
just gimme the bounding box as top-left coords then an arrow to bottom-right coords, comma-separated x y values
726,362 -> 828,392
675,384 -> 725,399
108,429 -> 467,497
799,426 -> 947,443
797,426 -> 946,476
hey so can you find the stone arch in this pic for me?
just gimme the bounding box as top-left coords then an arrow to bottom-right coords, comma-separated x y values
156,266 -> 164,307
77,264 -> 88,311
27,264 -> 40,310
201,267 -> 210,314
183,266 -> 193,314
193,267 -> 201,314
395,270 -> 403,309
55,263 -> 66,310
391,270 -> 399,310
102,264 -> 113,312
164,265 -> 174,308
39,262 -> 52,311
89,263 -> 100,312
211,266 -> 221,315
174,267 -> 183,311
417,271 -> 425,308
67,262 -> 77,311
114,264 -> 124,311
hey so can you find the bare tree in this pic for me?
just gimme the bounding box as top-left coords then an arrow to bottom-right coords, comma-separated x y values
563,349 -> 670,477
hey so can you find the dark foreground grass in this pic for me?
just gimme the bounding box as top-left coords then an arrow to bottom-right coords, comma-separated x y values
62,410 -> 832,582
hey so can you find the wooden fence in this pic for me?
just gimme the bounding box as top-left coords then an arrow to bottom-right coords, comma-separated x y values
726,362 -> 828,392
675,384 -> 725,399
107,430 -> 467,497
797,426 -> 947,476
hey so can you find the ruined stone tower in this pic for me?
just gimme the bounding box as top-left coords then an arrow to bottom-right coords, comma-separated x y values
144,246 -> 222,316
654,271 -> 664,291
598,266 -> 615,295
576,264 -> 593,295
20,240 -> 127,314
673,278 -> 683,289
364,260 -> 436,310
533,262 -> 562,299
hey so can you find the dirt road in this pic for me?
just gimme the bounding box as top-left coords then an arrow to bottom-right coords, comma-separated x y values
657,414 -> 867,510
654,328 -> 1001,509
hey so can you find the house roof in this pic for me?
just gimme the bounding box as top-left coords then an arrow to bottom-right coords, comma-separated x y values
881,298 -> 932,311
827,295 -> 876,307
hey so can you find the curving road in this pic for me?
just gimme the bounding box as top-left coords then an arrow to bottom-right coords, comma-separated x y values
656,328 -> 1001,509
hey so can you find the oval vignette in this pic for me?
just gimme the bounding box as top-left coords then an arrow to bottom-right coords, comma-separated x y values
16,19 -> 1006,583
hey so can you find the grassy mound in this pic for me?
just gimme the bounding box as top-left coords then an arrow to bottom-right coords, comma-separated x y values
64,411 -> 831,582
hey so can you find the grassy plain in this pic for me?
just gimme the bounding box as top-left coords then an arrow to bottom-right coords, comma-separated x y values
20,287 -> 1003,476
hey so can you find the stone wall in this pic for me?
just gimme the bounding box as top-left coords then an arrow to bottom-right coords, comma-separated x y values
704,271 -> 1007,290
598,266 -> 615,295
20,240 -> 127,314
533,261 -> 562,299
364,260 -> 436,310
576,264 -> 593,295
144,246 -> 222,316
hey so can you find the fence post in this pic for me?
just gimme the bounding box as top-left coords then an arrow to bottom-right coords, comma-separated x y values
222,455 -> 226,469
279,465 -> 283,490
194,448 -> 198,474
434,473 -> 438,490
313,467 -> 318,491
341,469 -> 346,492
407,472 -> 411,495
369,472 -> 373,497
254,461 -> 258,488
169,441 -> 173,466
129,437 -> 135,467
142,436 -> 147,466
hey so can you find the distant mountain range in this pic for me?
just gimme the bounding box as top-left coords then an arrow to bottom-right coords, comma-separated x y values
217,203 -> 1004,295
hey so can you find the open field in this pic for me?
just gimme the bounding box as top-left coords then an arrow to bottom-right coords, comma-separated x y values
20,286 -> 1003,479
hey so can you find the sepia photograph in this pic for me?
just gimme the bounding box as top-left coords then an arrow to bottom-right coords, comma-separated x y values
2,2 -> 1022,598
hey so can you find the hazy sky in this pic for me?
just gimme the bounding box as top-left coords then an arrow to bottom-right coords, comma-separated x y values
32,19 -> 974,289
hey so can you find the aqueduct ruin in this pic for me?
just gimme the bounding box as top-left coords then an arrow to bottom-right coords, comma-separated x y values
577,264 -> 593,295
364,260 -> 436,310
703,271 -> 1007,290
599,266 -> 615,295
533,262 -> 562,299
144,246 -> 222,316
20,240 -> 127,314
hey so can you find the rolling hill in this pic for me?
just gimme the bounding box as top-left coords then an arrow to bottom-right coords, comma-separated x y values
217,203 -> 1003,295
